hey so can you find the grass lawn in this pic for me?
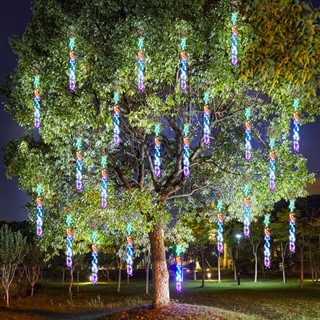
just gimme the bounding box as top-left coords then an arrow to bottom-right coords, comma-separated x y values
0,278 -> 319,319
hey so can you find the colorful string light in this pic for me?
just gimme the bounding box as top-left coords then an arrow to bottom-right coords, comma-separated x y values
36,183 -> 43,237
293,98 -> 300,153
231,2 -> 238,66
91,231 -> 98,285
203,91 -> 210,146
75,137 -> 83,191
66,214 -> 73,269
113,91 -> 120,146
33,72 -> 41,130
180,35 -> 187,91
173,243 -> 183,293
100,155 -> 108,209
183,122 -> 190,177
68,32 -> 76,92
289,199 -> 296,254
126,223 -> 133,277
244,107 -> 252,160
154,123 -> 161,178
243,184 -> 251,238
216,199 -> 224,254
264,212 -> 271,269
269,137 -> 276,192
137,33 -> 145,92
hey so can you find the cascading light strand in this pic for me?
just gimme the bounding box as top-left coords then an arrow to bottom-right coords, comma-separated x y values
91,231 -> 98,285
154,122 -> 161,178
33,71 -> 41,130
180,34 -> 187,91
289,199 -> 296,254
36,183 -> 43,237
244,107 -> 252,160
137,32 -> 145,92
264,212 -> 271,269
231,1 -> 238,66
216,199 -> 224,254
293,98 -> 300,153
183,122 -> 190,177
269,137 -> 276,192
173,242 -> 183,293
100,155 -> 108,209
113,91 -> 120,145
66,213 -> 73,269
75,136 -> 83,191
126,223 -> 134,277
203,91 -> 210,146
243,183 -> 251,238
68,32 -> 76,92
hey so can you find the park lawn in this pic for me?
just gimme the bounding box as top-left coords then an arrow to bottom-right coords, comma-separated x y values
0,278 -> 319,319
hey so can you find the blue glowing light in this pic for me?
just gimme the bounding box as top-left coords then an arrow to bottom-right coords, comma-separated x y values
183,123 -> 190,177
69,35 -> 76,92
66,213 -> 73,269
269,138 -> 276,192
75,137 -> 83,191
243,184 -> 250,238
289,199 -> 296,253
137,34 -> 145,92
100,155 -> 108,209
113,91 -> 120,145
293,99 -> 300,153
264,213 -> 271,269
36,183 -> 43,237
244,108 -> 252,160
154,123 -> 161,178
180,36 -> 187,91
33,74 -> 41,130
203,92 -> 210,146
126,223 -> 134,277
231,4 -> 238,66
216,199 -> 224,254
91,231 -> 98,285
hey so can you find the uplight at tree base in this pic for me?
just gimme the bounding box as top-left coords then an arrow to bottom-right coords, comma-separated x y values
183,122 -> 190,177
289,199 -> 296,254
91,231 -> 98,285
216,199 -> 224,254
154,123 -> 161,178
36,183 -> 43,237
68,32 -> 76,92
66,214 -> 73,269
264,213 -> 271,269
203,91 -> 210,146
137,33 -> 145,92
293,98 -> 300,153
33,72 -> 41,130
244,107 -> 252,161
113,91 -> 120,146
243,184 -> 251,238
269,138 -> 276,192
231,2 -> 238,66
180,35 -> 187,91
75,137 -> 83,191
100,155 -> 108,209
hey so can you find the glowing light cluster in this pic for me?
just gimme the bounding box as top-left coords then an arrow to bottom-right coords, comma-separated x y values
244,107 -> 252,160
264,213 -> 271,269
66,214 -> 73,269
269,138 -> 276,192
75,137 -> 83,191
137,33 -> 145,92
180,35 -> 187,91
68,33 -> 76,92
216,199 -> 224,254
243,184 -> 251,238
100,155 -> 108,209
174,243 -> 183,293
293,98 -> 300,153
203,91 -> 210,146
33,72 -> 41,130
154,123 -> 161,178
183,122 -> 190,177
113,91 -> 120,145
36,183 -> 43,237
231,3 -> 238,66
289,199 -> 296,254
126,223 -> 133,277
91,231 -> 98,285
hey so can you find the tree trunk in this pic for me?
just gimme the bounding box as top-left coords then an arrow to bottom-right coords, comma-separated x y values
145,252 -> 151,296
217,254 -> 221,283
281,242 -> 286,284
309,250 -> 314,282
299,244 -> 304,290
254,253 -> 258,283
77,270 -> 80,293
5,287 -> 9,307
69,268 -> 74,299
149,221 -> 170,308
201,249 -> 205,288
62,267 -> 65,286
117,260 -> 122,293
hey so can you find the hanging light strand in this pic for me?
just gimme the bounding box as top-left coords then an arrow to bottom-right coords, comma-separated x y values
244,107 -> 252,160
36,183 -> 43,237
183,122 -> 190,177
289,199 -> 296,254
75,137 -> 83,191
243,184 -> 251,238
137,33 -> 145,92
100,155 -> 108,209
91,231 -> 98,285
203,91 -> 210,146
269,137 -> 276,192
180,35 -> 187,91
126,223 -> 134,277
66,214 -> 73,269
216,199 -> 224,254
174,243 -> 183,293
33,73 -> 41,130
68,33 -> 76,92
293,98 -> 300,153
113,91 -> 120,145
154,123 -> 161,178
264,212 -> 271,268
231,2 -> 238,66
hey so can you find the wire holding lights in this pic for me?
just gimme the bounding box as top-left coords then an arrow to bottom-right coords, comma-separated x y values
126,223 -> 134,277
66,213 -> 73,269
289,199 -> 296,254
216,199 -> 224,254
180,35 -> 187,91
75,136 -> 83,192
36,183 -> 43,237
68,32 -> 76,92
154,123 -> 161,178
173,242 -> 183,293
243,184 -> 251,238
264,212 -> 271,269
269,137 -> 276,192
100,155 -> 108,209
244,107 -> 252,160
137,32 -> 145,92
183,121 -> 190,177
293,98 -> 300,153
33,71 -> 41,130
203,91 -> 210,146
231,2 -> 238,66
91,231 -> 98,285
113,91 -> 120,146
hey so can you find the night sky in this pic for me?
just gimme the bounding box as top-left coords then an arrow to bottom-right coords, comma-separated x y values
0,0 -> 319,222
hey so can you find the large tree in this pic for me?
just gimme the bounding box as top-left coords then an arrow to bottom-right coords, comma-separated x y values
1,0 -> 319,308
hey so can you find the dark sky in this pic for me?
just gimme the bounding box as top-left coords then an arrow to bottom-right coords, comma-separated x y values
0,0 -> 319,222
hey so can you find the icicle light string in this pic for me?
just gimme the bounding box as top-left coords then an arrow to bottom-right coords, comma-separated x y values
66,213 -> 73,269
293,98 -> 300,153
264,212 -> 271,269
203,91 -> 210,146
180,35 -> 187,91
126,223 -> 134,277
154,123 -> 161,178
137,32 -> 145,92
231,2 -> 238,66
36,183 -> 43,237
289,199 -> 296,254
68,32 -> 76,92
33,72 -> 41,130
269,137 -> 276,192
243,183 -> 251,238
113,91 -> 120,145
183,121 -> 190,177
174,243 -> 183,293
216,199 -> 224,254
91,231 -> 98,285
244,107 -> 252,161
100,155 -> 108,209
75,136 -> 83,191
